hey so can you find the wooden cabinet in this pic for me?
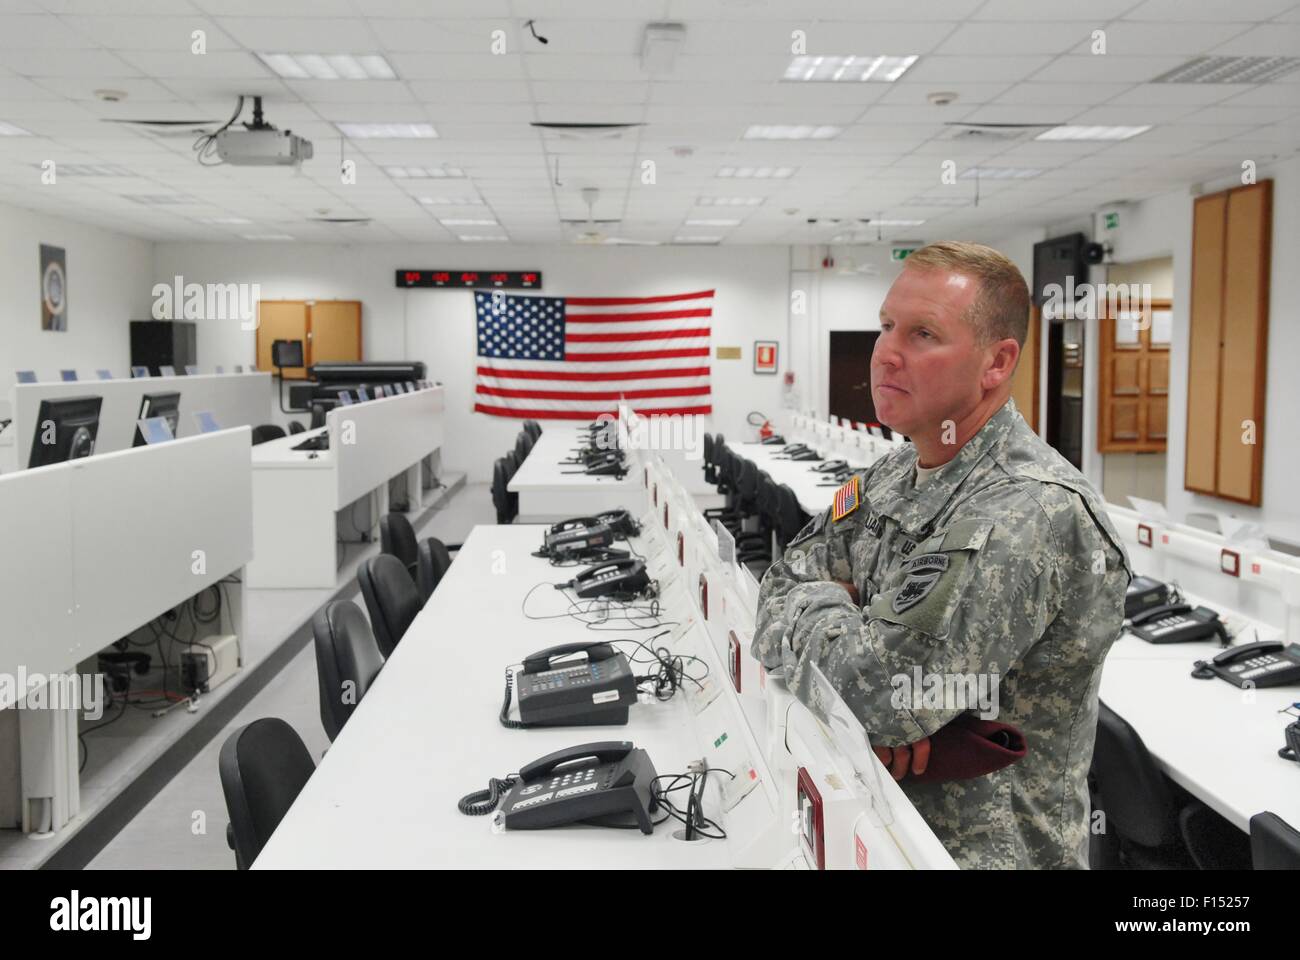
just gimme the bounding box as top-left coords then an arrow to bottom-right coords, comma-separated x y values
1098,298 -> 1170,453
256,300 -> 363,379
1184,181 -> 1271,506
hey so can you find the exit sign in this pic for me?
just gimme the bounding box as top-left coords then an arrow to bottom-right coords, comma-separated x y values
1104,212 -> 1119,230
891,247 -> 917,261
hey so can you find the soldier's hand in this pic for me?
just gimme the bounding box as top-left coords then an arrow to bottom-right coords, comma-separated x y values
835,580 -> 860,605
873,737 -> 931,780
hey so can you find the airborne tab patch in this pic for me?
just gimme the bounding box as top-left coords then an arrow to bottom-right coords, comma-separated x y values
832,475 -> 861,522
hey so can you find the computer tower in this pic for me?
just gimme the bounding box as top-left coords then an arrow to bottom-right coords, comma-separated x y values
130,320 -> 197,377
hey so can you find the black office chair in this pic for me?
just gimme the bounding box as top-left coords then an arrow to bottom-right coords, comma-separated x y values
1092,701 -> 1249,869
523,420 -> 542,442
288,421 -> 306,435
1251,812 -> 1300,869
251,424 -> 286,445
492,457 -> 516,524
310,399 -> 337,429
774,483 -> 812,554
416,537 -> 458,601
358,553 -> 423,657
514,430 -> 534,462
312,600 -> 385,742
380,512 -> 419,578
219,718 -> 316,870
702,433 -> 717,485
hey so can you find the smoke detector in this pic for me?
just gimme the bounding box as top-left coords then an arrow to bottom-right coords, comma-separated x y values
927,91 -> 959,106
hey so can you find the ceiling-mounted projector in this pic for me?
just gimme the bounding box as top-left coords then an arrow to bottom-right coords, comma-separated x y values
209,95 -> 313,167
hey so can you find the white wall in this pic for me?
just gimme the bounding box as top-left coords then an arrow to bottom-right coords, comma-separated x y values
149,242 -> 790,482
0,199 -> 153,414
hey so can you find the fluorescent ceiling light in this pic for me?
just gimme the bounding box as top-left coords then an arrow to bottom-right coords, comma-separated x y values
1152,55 -> 1300,84
385,165 -> 464,178
259,53 -> 396,81
784,55 -> 918,83
743,125 -> 841,140
1036,125 -> 1150,142
337,122 -> 436,139
902,195 -> 971,207
685,218 -> 740,227
0,121 -> 33,135
241,233 -> 294,241
199,217 -> 253,224
716,165 -> 796,179
959,167 -> 1042,180
418,196 -> 482,205
459,235 -> 507,242
673,235 -> 722,244
696,196 -> 763,206
33,162 -> 132,176
439,218 -> 496,226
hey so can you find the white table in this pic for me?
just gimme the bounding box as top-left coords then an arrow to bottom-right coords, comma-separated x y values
1100,596 -> 1298,833
246,387 -> 444,588
254,524 -> 736,869
729,441 -> 872,515
508,426 -> 640,520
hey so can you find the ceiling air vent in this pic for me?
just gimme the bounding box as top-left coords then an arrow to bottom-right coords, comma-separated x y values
944,122 -> 1057,142
1152,55 -> 1300,84
531,122 -> 643,141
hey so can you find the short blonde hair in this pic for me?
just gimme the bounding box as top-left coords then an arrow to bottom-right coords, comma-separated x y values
904,241 -> 1030,347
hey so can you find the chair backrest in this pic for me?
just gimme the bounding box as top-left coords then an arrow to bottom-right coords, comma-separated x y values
504,449 -> 521,479
311,599 -> 385,741
703,433 -> 714,461
1091,700 -> 1177,848
1251,811 -> 1300,869
776,484 -> 810,549
523,420 -> 542,441
492,457 -> 513,524
417,537 -> 454,601
380,512 -> 419,575
218,718 -> 316,870
251,424 -> 286,445
357,554 -> 423,657
514,430 -> 534,462
288,421 -> 306,435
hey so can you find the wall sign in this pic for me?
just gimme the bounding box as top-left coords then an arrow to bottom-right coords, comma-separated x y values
754,340 -> 778,374
715,346 -> 742,360
40,244 -> 67,331
395,270 -> 541,289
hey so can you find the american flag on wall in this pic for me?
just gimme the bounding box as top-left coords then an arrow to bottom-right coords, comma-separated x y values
473,289 -> 714,420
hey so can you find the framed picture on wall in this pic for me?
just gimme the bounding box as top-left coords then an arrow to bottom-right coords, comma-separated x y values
40,243 -> 67,331
754,340 -> 778,374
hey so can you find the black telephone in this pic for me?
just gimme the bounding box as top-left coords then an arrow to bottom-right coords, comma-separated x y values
504,642 -> 638,727
584,452 -> 628,477
537,520 -> 618,559
586,508 -> 640,538
1192,641 -> 1300,688
1125,574 -> 1174,620
562,558 -> 653,600
760,434 -> 786,445
788,448 -> 821,462
497,742 -> 659,833
1128,603 -> 1230,645
814,459 -> 848,473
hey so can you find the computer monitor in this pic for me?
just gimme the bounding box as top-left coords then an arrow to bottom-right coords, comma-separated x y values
28,396 -> 103,468
272,340 -> 304,368
193,410 -> 221,434
357,387 -> 370,401
215,365 -> 225,374
184,364 -> 198,376
159,365 -> 175,377
132,392 -> 181,447
16,370 -> 36,384
131,366 -> 149,378
405,381 -> 416,393
339,391 -> 354,405
96,369 -> 113,380
136,416 -> 174,445
60,369 -> 77,382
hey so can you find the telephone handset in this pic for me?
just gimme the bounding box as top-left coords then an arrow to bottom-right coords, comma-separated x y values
1192,641 -> 1300,688
1128,603 -> 1229,645
506,641 -> 638,727
562,557 -> 653,600
788,448 -> 821,462
814,459 -> 848,473
760,434 -> 786,446
500,741 -> 659,833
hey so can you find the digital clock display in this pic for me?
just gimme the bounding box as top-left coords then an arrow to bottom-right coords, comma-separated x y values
396,270 -> 542,290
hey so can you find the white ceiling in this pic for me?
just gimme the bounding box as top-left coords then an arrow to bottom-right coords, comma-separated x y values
0,0 -> 1297,245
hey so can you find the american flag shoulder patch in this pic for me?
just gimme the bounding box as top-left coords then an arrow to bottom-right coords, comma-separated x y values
832,475 -> 861,522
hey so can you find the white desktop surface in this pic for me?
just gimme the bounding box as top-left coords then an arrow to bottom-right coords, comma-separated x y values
730,440 -> 871,515
1100,599 -> 1299,833
255,524 -> 733,869
249,426 -> 332,470
508,427 -> 639,518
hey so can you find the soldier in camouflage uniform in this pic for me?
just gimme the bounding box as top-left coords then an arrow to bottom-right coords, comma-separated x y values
754,242 -> 1132,869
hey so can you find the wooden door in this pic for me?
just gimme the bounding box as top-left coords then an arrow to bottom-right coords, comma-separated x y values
1009,305 -> 1039,432
1098,298 -> 1171,453
828,331 -> 878,426
308,301 -> 363,366
257,301 -> 308,379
